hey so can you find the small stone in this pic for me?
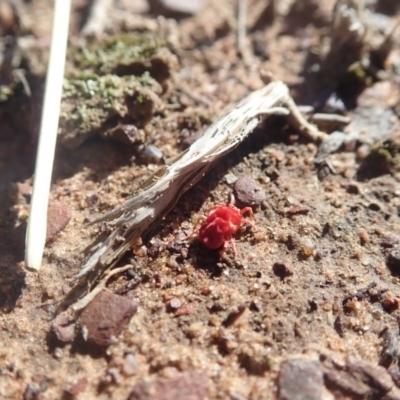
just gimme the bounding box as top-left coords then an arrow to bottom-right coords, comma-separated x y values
136,144 -> 163,164
224,173 -> 238,185
379,328 -> 399,368
346,183 -> 360,194
249,300 -> 261,312
169,298 -> 181,310
277,358 -> 324,400
54,348 -> 63,359
23,384 -> 39,400
123,354 -> 139,376
234,175 -> 266,206
380,234 -> 399,248
128,371 -> 209,400
65,377 -> 88,396
273,263 -> 294,280
300,239 -> 315,257
52,312 -> 76,343
382,297 -> 400,312
387,248 -> 400,276
223,304 -> 247,327
334,315 -> 345,338
80,290 -> 138,346
46,202 -> 71,242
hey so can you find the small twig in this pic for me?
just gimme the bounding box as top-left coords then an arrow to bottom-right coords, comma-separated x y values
310,113 -> 350,125
81,0 -> 113,37
25,0 -> 71,271
310,113 -> 350,131
285,96 -> 327,141
237,0 -> 248,57
178,87 -> 212,106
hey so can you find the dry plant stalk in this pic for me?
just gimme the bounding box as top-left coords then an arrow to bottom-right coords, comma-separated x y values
62,80 -> 326,312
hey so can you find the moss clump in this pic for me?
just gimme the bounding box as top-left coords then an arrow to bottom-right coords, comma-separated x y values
66,32 -> 169,79
358,141 -> 400,180
59,73 -> 162,148
59,31 -> 175,148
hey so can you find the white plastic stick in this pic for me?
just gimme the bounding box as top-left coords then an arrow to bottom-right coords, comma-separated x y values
25,0 -> 71,271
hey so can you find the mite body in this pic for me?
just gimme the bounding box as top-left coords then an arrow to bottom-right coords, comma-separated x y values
198,198 -> 254,257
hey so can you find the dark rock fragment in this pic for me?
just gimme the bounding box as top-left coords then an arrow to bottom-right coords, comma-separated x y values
387,248 -> 400,276
334,315 -> 345,338
273,262 -> 294,280
80,290 -> 138,346
379,328 -> 399,369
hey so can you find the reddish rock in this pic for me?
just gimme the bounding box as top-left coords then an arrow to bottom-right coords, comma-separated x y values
65,377 -> 88,396
46,202 -> 71,242
128,371 -> 209,400
52,312 -> 76,343
234,175 -> 266,206
80,291 -> 138,346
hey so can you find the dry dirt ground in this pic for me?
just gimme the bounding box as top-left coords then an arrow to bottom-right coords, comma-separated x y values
1,0 -> 400,399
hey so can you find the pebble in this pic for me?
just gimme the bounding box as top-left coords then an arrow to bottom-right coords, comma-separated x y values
300,239 -> 315,257
136,144 -> 163,164
386,247 -> 400,275
65,377 -> 88,396
234,175 -> 266,206
224,173 -> 238,185
52,313 -> 76,343
169,297 -> 181,310
80,290 -> 138,346
277,358 -> 324,400
273,262 -> 294,280
123,354 -> 139,376
128,371 -> 209,400
46,202 -> 71,242
23,384 -> 38,400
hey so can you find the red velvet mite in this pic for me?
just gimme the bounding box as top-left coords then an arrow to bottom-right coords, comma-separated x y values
198,195 -> 255,257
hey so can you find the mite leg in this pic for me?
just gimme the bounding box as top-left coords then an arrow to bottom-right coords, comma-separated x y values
220,238 -> 237,258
